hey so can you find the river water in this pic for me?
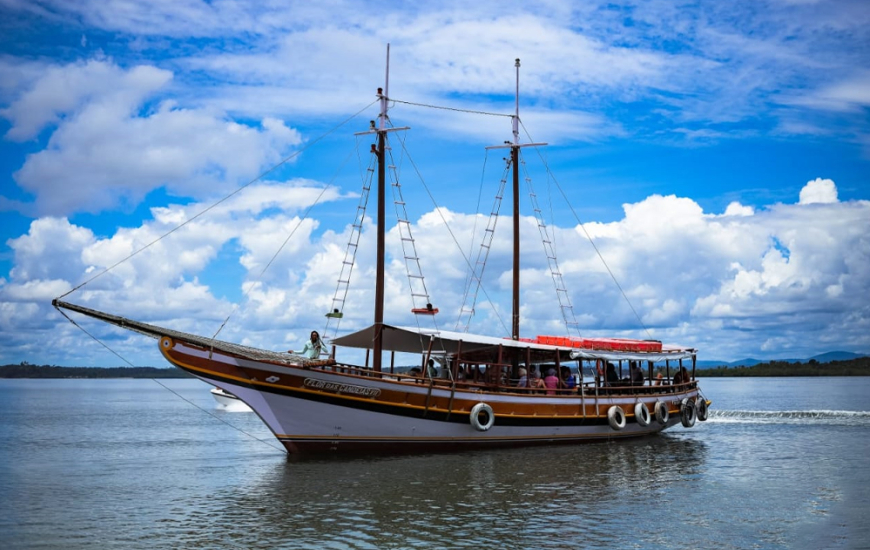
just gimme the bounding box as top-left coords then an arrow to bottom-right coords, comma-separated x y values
1,377 -> 868,549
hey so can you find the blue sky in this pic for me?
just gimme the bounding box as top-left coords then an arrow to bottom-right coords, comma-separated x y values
1,0 -> 868,367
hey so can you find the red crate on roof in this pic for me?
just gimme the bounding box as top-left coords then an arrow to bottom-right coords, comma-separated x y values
535,335 -> 662,352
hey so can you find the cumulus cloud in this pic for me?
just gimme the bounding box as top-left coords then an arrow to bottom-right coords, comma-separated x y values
2,165 -> 867,366
0,178 -> 348,364
1,59 -> 303,216
799,177 -> 838,204
3,1 -> 868,145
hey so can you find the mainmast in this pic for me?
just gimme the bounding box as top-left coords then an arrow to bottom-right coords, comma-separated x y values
487,59 -> 545,340
361,44 -> 408,371
511,59 -> 521,341
373,46 -> 388,372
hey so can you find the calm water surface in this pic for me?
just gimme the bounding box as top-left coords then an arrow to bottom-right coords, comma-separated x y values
1,377 -> 868,549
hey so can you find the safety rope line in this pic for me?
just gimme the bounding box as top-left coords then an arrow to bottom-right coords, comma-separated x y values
149,378 -> 287,453
55,99 -> 379,302
55,306 -> 137,367
519,119 -> 653,340
390,98 -> 512,118
54,305 -> 286,453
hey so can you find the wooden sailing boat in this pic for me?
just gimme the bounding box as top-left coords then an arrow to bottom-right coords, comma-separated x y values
53,50 -> 709,454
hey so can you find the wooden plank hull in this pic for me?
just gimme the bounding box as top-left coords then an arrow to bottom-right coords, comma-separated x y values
159,336 -> 701,454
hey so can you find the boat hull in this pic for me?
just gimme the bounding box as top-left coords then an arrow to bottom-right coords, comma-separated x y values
210,387 -> 251,410
160,336 -> 701,454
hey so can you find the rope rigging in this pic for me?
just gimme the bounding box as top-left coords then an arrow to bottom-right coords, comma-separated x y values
519,150 -> 581,336
454,156 -> 510,334
54,89 -> 652,359
385,127 -> 445,357
390,98 -> 513,118
392,128 -> 512,338
518,119 -> 654,340
54,302 -> 286,453
55,98 -> 380,303
323,135 -> 377,343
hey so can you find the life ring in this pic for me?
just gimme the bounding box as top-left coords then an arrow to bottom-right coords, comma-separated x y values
696,397 -> 709,421
654,401 -> 669,425
607,406 -> 626,430
470,402 -> 495,431
634,402 -> 651,427
680,398 -> 697,428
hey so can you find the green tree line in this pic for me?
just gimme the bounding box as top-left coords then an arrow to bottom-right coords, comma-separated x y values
697,356 -> 870,377
0,362 -> 193,378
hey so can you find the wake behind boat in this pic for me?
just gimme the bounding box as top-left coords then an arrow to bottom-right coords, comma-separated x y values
53,49 -> 709,454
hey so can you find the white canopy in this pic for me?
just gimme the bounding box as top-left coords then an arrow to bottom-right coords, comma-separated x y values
331,324 -> 696,362
330,324 -> 562,355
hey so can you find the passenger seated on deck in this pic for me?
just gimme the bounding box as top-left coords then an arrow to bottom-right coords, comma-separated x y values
516,368 -> 528,388
544,368 -> 560,395
672,366 -> 690,385
528,368 -> 546,393
427,358 -> 438,379
560,366 -> 576,391
605,362 -> 620,386
408,367 -> 422,378
629,362 -> 645,386
654,372 -> 664,386
288,330 -> 324,359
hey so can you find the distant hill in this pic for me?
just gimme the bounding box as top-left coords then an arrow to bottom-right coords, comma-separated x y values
0,363 -> 193,379
696,356 -> 870,377
697,351 -> 867,368
808,351 -> 866,362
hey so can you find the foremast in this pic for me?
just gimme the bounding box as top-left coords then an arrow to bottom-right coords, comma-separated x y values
367,45 -> 409,371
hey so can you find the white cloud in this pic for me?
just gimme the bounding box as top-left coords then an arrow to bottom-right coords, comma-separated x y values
723,202 -> 755,216
799,177 -> 838,204
1,59 -> 303,216
8,174 -> 868,366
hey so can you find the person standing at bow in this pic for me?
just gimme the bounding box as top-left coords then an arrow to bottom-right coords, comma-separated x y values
289,330 -> 324,359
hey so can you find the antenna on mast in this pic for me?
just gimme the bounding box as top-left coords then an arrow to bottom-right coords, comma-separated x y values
379,44 -> 390,131
513,58 -> 520,145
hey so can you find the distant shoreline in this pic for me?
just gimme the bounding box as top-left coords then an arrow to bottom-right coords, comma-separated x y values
696,356 -> 869,377
2,357 -> 869,379
0,364 -> 193,379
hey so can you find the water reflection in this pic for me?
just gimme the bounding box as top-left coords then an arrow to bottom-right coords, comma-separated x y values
164,436 -> 709,549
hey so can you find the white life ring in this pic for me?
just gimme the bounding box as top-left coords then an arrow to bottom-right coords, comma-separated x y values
470,402 -> 495,431
696,397 -> 709,421
654,401 -> 669,425
607,406 -> 626,430
634,402 -> 651,427
680,398 -> 697,428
